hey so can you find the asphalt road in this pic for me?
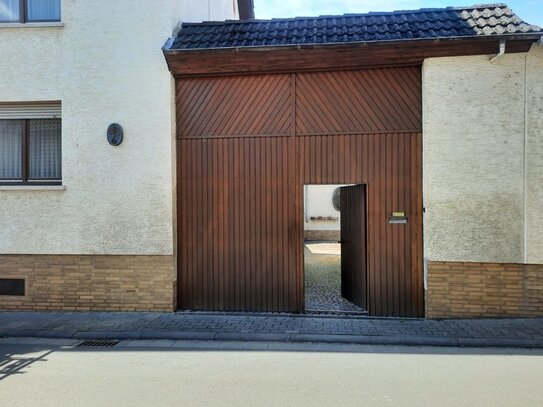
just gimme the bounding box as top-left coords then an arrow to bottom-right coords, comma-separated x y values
1,338 -> 542,407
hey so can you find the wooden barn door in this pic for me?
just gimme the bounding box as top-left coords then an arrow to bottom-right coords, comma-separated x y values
340,185 -> 367,309
176,66 -> 424,316
295,67 -> 424,317
176,74 -> 300,313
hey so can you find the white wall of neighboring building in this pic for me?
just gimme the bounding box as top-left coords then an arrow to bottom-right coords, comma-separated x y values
0,0 -> 237,255
179,0 -> 239,22
423,45 -> 543,264
304,185 -> 343,231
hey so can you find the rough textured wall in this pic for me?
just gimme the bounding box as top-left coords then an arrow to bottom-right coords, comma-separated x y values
526,46 -> 543,263
423,49 -> 542,263
0,0 -> 237,255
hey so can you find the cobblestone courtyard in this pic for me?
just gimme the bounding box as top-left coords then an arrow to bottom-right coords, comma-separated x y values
304,242 -> 366,314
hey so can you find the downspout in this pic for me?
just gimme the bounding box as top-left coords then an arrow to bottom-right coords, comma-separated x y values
490,39 -> 506,62
523,50 -> 528,263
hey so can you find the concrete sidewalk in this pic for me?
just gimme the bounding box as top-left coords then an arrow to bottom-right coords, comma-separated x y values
1,311 -> 543,348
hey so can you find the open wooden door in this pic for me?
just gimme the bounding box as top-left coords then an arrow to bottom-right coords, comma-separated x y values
340,184 -> 367,309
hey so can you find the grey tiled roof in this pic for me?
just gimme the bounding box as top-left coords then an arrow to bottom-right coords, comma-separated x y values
168,3 -> 542,51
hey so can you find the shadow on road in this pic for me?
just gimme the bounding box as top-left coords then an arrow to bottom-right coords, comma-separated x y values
0,345 -> 53,381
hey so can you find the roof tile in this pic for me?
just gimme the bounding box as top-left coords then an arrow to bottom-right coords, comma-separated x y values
168,4 -> 542,51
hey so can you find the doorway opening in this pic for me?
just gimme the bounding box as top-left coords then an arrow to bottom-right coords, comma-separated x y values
303,184 -> 368,315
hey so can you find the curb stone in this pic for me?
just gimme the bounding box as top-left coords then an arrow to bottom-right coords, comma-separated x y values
2,330 -> 543,349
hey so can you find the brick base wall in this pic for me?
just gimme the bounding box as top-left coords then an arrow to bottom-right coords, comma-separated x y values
426,261 -> 543,318
0,255 -> 175,312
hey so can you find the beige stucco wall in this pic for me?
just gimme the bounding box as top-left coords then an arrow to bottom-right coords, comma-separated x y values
0,0 -> 237,255
423,45 -> 543,264
526,45 -> 543,263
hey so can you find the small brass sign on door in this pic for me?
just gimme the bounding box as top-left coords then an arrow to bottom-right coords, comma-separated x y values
389,212 -> 408,224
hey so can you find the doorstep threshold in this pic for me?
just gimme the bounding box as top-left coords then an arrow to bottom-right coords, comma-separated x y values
173,310 -> 403,320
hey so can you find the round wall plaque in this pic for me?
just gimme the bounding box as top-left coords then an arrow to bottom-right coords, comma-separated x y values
107,123 -> 124,146
332,187 -> 341,211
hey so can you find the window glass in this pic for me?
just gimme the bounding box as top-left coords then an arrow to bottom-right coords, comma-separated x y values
0,120 -> 22,179
29,119 -> 61,179
0,0 -> 20,21
27,0 -> 60,21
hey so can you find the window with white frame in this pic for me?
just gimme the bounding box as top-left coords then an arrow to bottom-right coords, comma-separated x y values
0,0 -> 61,23
0,102 -> 62,185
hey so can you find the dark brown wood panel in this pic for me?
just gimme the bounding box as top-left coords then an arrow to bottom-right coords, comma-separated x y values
176,67 -> 424,317
165,37 -> 538,77
296,68 -> 421,134
340,185 -> 367,309
298,133 -> 423,317
177,136 -> 299,312
176,74 -> 291,138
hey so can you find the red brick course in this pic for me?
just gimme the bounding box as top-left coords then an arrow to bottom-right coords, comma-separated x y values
0,255 -> 175,312
426,261 -> 543,318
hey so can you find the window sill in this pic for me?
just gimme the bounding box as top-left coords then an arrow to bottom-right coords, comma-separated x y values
0,22 -> 64,29
0,185 -> 65,191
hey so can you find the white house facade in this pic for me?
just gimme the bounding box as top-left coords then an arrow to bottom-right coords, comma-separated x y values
0,0 -> 242,311
1,2 -> 542,318
423,47 -> 543,316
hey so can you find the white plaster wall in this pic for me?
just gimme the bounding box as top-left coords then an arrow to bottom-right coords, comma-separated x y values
179,0 -> 238,22
304,185 -> 343,231
423,46 -> 543,264
0,0 -> 237,255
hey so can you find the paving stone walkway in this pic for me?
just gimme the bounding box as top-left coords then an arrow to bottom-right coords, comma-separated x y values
1,312 -> 543,348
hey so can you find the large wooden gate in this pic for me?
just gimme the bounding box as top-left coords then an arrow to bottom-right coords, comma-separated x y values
176,66 -> 423,317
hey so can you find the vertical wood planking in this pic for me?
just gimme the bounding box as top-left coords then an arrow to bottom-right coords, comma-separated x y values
340,184 -> 368,308
298,133 -> 422,316
178,136 -> 298,312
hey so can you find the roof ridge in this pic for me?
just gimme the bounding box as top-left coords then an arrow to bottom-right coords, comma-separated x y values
180,4 -> 512,26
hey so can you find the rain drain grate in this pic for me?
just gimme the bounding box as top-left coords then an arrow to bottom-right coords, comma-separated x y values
77,340 -> 120,348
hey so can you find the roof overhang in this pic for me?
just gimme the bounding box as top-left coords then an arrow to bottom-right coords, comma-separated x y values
164,34 -> 541,77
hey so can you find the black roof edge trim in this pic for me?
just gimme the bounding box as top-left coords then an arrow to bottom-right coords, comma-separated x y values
163,32 -> 542,55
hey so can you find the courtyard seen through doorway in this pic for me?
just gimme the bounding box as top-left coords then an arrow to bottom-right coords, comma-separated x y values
303,184 -> 367,315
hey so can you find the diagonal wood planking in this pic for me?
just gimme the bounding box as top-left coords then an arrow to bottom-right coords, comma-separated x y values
295,67 -> 421,134
177,75 -> 292,138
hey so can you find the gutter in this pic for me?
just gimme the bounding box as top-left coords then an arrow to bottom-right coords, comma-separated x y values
163,33 -> 542,55
523,52 -> 528,263
163,37 -> 175,52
